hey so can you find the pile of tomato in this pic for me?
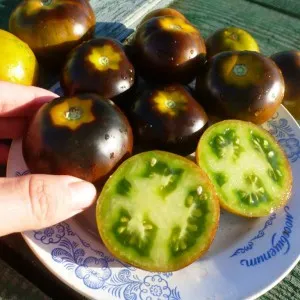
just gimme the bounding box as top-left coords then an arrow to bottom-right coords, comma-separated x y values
7,1 -> 297,272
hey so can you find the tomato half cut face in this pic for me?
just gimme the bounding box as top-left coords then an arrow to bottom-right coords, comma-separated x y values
196,120 -> 292,217
96,151 -> 220,272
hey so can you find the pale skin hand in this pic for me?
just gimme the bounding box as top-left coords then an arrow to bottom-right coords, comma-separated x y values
0,81 -> 97,237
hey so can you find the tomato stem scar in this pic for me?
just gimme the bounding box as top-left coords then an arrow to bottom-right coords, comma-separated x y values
99,56 -> 109,66
65,107 -> 83,121
233,64 -> 248,76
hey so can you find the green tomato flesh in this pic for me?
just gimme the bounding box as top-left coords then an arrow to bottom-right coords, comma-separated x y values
196,120 -> 292,217
96,151 -> 220,272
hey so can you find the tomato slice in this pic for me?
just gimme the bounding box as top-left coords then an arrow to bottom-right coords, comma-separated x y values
96,151 -> 220,272
196,120 -> 292,217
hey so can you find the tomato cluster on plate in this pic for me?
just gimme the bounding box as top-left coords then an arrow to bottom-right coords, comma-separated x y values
10,2 -> 295,272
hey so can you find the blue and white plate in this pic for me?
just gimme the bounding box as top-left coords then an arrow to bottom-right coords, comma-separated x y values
6,103 -> 300,300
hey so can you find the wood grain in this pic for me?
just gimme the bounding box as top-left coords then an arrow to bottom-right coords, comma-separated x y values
170,0 -> 300,56
85,0 -> 175,41
247,0 -> 300,19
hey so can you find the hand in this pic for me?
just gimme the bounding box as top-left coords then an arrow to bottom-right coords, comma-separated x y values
0,81 -> 97,237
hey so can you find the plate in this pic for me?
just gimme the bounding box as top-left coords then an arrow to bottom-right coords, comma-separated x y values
6,102 -> 300,300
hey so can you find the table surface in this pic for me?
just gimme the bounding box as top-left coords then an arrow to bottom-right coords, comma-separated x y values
1,0 -> 300,299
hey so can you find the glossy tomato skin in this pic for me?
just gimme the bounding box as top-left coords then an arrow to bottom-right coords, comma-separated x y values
196,51 -> 285,124
139,8 -> 186,25
23,93 -> 133,186
130,84 -> 208,155
61,38 -> 135,102
271,50 -> 300,119
133,16 -> 206,84
9,0 -> 96,64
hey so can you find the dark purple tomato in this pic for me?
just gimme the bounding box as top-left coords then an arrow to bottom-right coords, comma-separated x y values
130,84 -> 208,155
23,93 -> 133,186
133,16 -> 206,84
271,50 -> 300,119
9,0 -> 96,65
139,8 -> 187,25
196,51 -> 285,124
61,38 -> 135,101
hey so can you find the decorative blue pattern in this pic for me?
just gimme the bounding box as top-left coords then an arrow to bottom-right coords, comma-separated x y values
267,113 -> 295,138
33,222 -> 181,299
266,113 -> 300,163
239,206 -> 293,267
230,213 -> 277,257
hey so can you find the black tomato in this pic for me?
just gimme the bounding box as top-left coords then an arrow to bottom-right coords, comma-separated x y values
9,0 -> 96,65
130,84 -> 208,155
271,50 -> 300,119
61,38 -> 135,101
139,7 -> 186,25
22,94 -> 133,186
196,51 -> 285,124
132,16 -> 206,84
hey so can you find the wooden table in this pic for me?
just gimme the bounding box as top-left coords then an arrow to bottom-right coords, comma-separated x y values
1,0 -> 300,299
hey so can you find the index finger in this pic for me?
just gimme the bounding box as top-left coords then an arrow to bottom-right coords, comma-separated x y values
0,81 -> 58,117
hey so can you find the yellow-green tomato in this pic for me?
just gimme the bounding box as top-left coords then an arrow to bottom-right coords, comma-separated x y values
206,27 -> 259,58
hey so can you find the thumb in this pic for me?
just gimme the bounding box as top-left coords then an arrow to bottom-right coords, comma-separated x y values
0,174 -> 97,236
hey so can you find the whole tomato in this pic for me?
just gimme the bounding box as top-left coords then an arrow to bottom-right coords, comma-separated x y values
9,0 -> 96,64
196,51 -> 284,124
61,38 -> 135,103
23,93 -> 133,186
133,16 -> 206,84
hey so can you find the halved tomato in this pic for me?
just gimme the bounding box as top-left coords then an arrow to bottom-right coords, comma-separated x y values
196,120 -> 292,217
96,151 -> 220,272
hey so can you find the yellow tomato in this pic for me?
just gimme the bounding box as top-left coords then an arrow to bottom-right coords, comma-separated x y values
206,27 -> 260,58
0,29 -> 38,86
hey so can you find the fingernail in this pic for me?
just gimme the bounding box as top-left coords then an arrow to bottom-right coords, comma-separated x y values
69,181 -> 97,211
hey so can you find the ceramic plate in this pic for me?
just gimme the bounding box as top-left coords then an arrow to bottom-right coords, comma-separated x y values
6,87 -> 300,299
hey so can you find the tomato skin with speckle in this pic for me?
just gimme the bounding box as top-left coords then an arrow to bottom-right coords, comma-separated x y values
9,0 -> 96,65
61,38 -> 135,101
129,84 -> 208,155
196,51 -> 284,124
132,16 -> 206,84
22,93 -> 133,185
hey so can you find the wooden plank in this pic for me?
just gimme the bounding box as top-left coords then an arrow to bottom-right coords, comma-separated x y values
246,0 -> 300,19
0,0 -> 173,41
170,0 -> 300,56
92,0 -> 175,40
